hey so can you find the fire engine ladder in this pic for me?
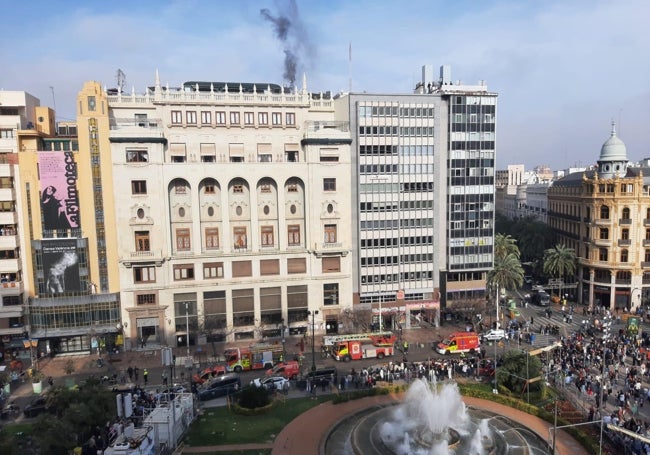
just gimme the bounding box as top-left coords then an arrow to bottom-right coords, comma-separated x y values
322,331 -> 394,346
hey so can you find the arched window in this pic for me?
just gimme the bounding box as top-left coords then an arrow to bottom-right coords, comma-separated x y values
600,205 -> 610,219
622,207 -> 630,220
599,228 -> 609,240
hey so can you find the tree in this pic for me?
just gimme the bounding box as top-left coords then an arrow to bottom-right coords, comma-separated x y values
496,350 -> 544,397
488,252 -> 524,328
494,233 -> 519,261
543,244 -> 577,301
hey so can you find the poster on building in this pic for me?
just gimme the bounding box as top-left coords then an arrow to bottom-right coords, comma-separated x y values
38,152 -> 80,230
42,239 -> 80,293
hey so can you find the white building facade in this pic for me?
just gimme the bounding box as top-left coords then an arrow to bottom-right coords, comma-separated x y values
102,77 -> 353,346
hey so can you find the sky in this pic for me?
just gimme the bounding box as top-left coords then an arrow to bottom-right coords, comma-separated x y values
1,0 -> 648,170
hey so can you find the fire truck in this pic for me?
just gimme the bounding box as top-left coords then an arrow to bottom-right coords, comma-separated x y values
323,332 -> 397,362
224,344 -> 284,373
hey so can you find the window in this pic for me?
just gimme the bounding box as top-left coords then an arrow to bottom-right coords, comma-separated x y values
599,248 -> 608,261
136,293 -> 157,305
186,111 -> 197,124
176,228 -> 191,251
126,149 -> 149,163
288,225 -> 301,245
131,180 -> 147,195
244,112 -> 254,125
322,257 -> 340,273
260,184 -> 271,193
200,111 -> 211,125
0,129 -> 15,139
229,112 -> 240,125
215,111 -> 226,125
134,266 -> 156,283
174,182 -> 187,194
233,184 -> 244,194
203,262 -> 224,279
260,259 -> 280,275
205,228 -> 219,249
622,228 -> 629,240
272,112 -> 282,125
88,96 -> 96,111
261,226 -> 274,246
323,283 -> 339,306
600,228 -> 609,240
171,111 -> 182,124
232,260 -> 252,277
600,205 -> 610,219
621,249 -> 629,262
135,231 -> 150,252
323,178 -> 336,192
287,258 -> 306,274
257,143 -> 272,162
234,227 -> 247,249
204,184 -> 215,194
324,224 -> 337,243
286,112 -> 296,125
258,112 -> 268,125
646,250 -> 650,263
287,184 -> 298,193
622,207 -> 631,220
647,228 -> 650,240
173,264 -> 195,280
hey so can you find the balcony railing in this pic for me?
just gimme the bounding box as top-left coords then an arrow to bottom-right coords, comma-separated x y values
618,239 -> 632,247
644,239 -> 650,247
642,262 -> 650,269
645,219 -> 650,226
129,250 -> 163,260
619,218 -> 632,225
322,242 -> 343,249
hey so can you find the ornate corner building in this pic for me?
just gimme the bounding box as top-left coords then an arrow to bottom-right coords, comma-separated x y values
549,124 -> 650,312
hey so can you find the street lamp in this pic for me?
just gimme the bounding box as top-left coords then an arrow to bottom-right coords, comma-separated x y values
308,310 -> 319,372
280,318 -> 286,362
185,302 -> 190,358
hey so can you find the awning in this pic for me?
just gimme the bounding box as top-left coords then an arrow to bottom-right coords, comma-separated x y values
257,143 -> 272,153
229,143 -> 244,157
284,143 -> 300,152
169,143 -> 186,156
200,143 -> 216,156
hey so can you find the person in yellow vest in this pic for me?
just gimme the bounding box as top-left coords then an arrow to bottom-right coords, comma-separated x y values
143,368 -> 148,385
403,341 -> 409,354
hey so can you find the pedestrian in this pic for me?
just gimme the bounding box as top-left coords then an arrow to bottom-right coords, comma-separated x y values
143,368 -> 148,385
162,370 -> 168,386
530,316 -> 534,325
134,366 -> 139,382
127,366 -> 134,381
403,340 -> 409,354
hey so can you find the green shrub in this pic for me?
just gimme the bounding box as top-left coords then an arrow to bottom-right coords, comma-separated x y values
237,385 -> 271,410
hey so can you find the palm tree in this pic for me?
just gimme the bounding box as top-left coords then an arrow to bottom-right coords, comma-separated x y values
487,252 -> 525,327
494,233 -> 519,261
543,244 -> 577,304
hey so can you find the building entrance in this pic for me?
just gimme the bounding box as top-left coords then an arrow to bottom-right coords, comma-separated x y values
136,317 -> 160,348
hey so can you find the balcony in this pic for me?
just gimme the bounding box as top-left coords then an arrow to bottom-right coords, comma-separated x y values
0,212 -> 17,225
0,234 -> 18,249
322,242 -> 343,249
619,218 -> 632,225
645,219 -> 650,226
644,239 -> 650,247
0,258 -> 19,270
594,218 -> 611,225
0,280 -> 24,295
0,187 -> 15,201
122,250 -> 164,267
618,239 -> 632,247
642,262 -> 650,269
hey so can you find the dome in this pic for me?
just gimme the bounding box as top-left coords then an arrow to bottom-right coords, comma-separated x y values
599,122 -> 627,161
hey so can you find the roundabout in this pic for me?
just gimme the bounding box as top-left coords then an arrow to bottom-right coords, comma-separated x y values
272,383 -> 590,455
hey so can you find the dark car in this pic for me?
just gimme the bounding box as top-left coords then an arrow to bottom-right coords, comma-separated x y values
198,374 -> 241,401
23,396 -> 51,418
306,367 -> 338,383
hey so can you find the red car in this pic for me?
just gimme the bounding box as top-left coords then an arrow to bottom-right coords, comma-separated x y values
192,365 -> 226,384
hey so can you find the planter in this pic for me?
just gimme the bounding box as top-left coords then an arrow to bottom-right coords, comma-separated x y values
32,380 -> 42,394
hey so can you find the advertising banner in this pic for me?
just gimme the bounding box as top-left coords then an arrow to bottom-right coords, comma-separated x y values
42,239 -> 80,293
38,151 -> 80,230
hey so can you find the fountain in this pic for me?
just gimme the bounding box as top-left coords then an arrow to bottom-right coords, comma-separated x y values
324,378 -> 549,455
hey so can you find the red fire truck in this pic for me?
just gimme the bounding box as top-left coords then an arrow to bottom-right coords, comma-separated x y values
224,344 -> 284,373
323,332 -> 397,362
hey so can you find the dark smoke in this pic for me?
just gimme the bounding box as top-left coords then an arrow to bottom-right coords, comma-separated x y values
260,0 -> 313,87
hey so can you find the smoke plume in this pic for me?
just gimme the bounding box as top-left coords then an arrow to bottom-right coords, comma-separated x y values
260,0 -> 313,87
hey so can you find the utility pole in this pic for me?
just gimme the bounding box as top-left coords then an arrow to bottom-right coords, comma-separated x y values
185,302 -> 190,357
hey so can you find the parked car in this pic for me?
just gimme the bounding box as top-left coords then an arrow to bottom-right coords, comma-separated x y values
23,396 -> 51,418
481,329 -> 506,341
197,374 -> 241,401
251,376 -> 290,392
192,365 -> 227,384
